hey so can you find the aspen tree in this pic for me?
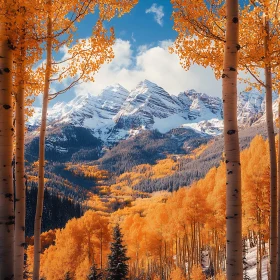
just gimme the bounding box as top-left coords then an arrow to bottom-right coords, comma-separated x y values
263,13 -> 277,279
171,1 -> 242,277
32,1 -> 138,278
13,4 -> 40,278
0,10 -> 15,280
222,1 -> 243,278
32,0 -> 52,279
171,0 -> 280,277
0,1 -> 44,277
278,101 -> 280,278
14,28 -> 27,280
232,4 -> 280,278
12,2 -> 46,277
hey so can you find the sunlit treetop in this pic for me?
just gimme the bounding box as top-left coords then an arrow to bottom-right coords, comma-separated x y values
171,0 -> 280,91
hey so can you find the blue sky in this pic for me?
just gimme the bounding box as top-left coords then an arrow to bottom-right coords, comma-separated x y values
41,1 -> 249,107
76,1 -> 176,49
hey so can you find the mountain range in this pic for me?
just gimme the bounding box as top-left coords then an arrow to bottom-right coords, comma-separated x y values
25,79 -> 277,194
29,79 -> 276,145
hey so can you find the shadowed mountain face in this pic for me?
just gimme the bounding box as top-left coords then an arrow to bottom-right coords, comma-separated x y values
97,128 -> 211,175
26,126 -> 102,162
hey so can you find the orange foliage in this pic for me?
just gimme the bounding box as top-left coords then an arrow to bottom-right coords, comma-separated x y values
38,211 -> 111,279
27,135 -> 274,279
65,164 -> 109,181
111,158 -> 178,196
85,194 -> 110,213
190,264 -> 205,280
27,230 -> 56,251
169,267 -> 186,280
215,272 -> 227,280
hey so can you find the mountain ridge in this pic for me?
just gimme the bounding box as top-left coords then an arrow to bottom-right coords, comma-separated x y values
28,80 -> 278,145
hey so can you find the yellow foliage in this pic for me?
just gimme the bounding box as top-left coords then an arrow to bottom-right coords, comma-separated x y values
190,264 -> 205,280
38,211 -> 111,279
26,135 -> 275,279
85,194 -> 110,213
65,164 -> 109,181
215,272 -> 227,280
171,0 -> 280,91
169,267 -> 186,280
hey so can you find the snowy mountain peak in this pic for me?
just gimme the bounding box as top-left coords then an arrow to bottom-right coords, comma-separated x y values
100,83 -> 128,94
128,79 -> 167,97
97,84 -> 129,104
143,79 -> 158,87
114,80 -> 184,127
28,81 -> 276,144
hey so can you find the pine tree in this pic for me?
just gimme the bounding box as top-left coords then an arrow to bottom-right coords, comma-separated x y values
107,224 -> 130,280
87,263 -> 102,280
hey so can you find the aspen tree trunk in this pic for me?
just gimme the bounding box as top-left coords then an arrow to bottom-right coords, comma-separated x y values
100,230 -> 103,269
278,100 -> 280,279
33,2 -> 52,279
263,16 -> 277,280
222,0 -> 242,279
259,233 -> 262,280
0,21 -> 14,279
257,213 -> 261,280
14,41 -> 26,280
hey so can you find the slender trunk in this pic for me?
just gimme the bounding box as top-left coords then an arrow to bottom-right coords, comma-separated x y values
222,0 -> 242,279
257,212 -> 261,280
100,230 -> 103,269
0,21 -> 14,279
32,3 -> 52,279
176,236 -> 178,266
278,101 -> 280,279
263,15 -> 277,280
259,232 -> 262,280
14,40 -> 26,280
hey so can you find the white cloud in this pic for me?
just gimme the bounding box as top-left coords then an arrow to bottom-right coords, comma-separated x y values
74,39 -> 227,98
145,3 -> 164,26
131,32 -> 136,43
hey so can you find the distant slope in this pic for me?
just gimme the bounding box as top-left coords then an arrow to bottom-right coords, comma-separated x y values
98,128 -> 211,175
126,123 -> 269,192
25,123 -> 269,195
26,126 -> 102,163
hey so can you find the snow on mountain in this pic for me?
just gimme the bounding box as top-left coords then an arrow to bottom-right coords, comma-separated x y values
182,118 -> 224,136
28,80 -> 275,144
238,91 -> 265,126
252,92 -> 279,126
113,80 -> 187,134
237,90 -> 278,126
29,84 -> 130,141
178,89 -> 223,121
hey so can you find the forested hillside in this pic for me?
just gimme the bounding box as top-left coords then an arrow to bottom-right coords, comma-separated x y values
25,135 -> 271,279
24,122 -> 268,197
26,186 -> 83,237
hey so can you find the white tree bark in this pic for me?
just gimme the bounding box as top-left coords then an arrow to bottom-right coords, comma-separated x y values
222,0 -> 243,279
33,2 -> 52,278
0,21 -> 14,279
14,42 -> 26,280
